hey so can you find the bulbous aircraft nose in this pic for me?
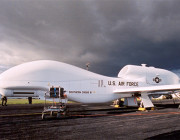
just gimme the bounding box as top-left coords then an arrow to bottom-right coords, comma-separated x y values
0,88 -> 5,97
0,88 -> 12,97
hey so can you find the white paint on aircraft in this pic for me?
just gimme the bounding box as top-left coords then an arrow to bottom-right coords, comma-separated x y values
0,60 -> 180,105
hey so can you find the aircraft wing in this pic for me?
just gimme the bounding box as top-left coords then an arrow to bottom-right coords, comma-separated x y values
113,84 -> 180,94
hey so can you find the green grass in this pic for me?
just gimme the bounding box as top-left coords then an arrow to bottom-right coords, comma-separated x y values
6,99 -> 74,105
6,99 -> 50,104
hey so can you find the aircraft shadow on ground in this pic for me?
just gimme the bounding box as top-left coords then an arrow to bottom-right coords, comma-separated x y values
154,104 -> 179,109
40,103 -> 180,120
41,107 -> 139,120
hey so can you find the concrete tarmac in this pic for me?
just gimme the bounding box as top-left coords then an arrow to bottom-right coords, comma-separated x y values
0,99 -> 180,140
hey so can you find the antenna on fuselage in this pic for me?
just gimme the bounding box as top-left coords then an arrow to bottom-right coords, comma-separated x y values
86,63 -> 90,71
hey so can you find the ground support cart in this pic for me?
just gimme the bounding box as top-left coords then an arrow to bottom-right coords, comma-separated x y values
42,87 -> 68,120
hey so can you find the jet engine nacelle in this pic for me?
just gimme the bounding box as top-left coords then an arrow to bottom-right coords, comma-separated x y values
118,65 -> 179,85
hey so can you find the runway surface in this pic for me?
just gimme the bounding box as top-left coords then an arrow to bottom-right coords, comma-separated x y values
0,99 -> 180,140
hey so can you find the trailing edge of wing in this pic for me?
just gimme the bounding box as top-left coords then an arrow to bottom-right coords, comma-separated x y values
113,84 -> 180,94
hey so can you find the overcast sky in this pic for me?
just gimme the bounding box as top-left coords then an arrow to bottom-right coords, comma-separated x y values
0,0 -> 180,76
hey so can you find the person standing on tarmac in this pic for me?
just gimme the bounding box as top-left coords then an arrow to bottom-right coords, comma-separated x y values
1,96 -> 7,106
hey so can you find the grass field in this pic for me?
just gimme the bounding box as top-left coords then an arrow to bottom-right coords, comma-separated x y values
5,98 -> 74,105
4,98 -> 169,105
6,99 -> 49,104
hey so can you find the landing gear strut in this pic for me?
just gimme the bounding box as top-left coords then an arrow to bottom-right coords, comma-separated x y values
1,96 -> 7,106
138,93 -> 155,111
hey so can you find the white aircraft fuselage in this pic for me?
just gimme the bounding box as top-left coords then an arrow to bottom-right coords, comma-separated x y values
0,60 -> 179,104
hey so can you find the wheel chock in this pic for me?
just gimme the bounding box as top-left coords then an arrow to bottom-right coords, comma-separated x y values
138,107 -> 146,111
151,107 -> 155,110
114,105 -> 119,108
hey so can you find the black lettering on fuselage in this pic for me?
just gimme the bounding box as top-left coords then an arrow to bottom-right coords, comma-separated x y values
108,81 -> 116,86
118,82 -> 125,86
126,82 -> 138,87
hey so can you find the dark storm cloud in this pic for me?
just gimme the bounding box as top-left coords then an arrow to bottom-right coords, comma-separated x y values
0,0 -> 180,76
